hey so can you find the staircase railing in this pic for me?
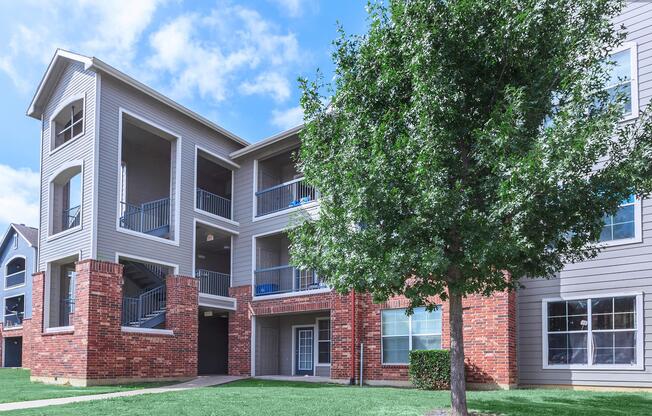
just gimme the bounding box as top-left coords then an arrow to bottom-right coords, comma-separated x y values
121,285 -> 166,327
196,188 -> 231,219
196,269 -> 230,297
256,178 -> 317,217
119,198 -> 170,234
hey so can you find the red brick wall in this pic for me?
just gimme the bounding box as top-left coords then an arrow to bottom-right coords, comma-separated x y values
0,320 -> 32,369
229,285 -> 517,387
29,260 -> 198,385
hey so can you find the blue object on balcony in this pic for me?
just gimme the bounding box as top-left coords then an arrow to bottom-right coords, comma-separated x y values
300,196 -> 311,204
288,200 -> 300,208
256,283 -> 279,295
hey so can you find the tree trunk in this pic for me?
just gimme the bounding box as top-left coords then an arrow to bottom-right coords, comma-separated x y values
449,290 -> 468,416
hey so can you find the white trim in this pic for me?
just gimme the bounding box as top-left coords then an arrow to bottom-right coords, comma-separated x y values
43,250 -> 81,331
198,293 -> 237,311
196,145 -> 240,169
48,93 -> 86,155
44,326 -> 74,334
114,252 -> 180,275
608,42 -> 639,122
315,317 -> 332,366
252,159 -> 258,222
115,108 -> 181,247
121,326 -> 174,336
291,324 -> 317,376
594,196 -> 642,248
3,255 -> 27,290
3,292 -> 26,330
541,291 -> 644,371
230,125 -> 302,159
251,315 -> 257,377
194,218 -> 239,236
252,201 -> 319,223
193,209 -> 240,227
91,72 -> 101,259
252,288 -> 332,302
46,160 -> 84,240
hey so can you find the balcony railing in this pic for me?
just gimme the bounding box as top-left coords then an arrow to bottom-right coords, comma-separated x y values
5,270 -> 25,288
120,198 -> 170,235
3,312 -> 24,328
62,205 -> 81,231
196,269 -> 230,297
196,188 -> 231,219
254,265 -> 325,296
256,178 -> 317,217
121,285 -> 166,327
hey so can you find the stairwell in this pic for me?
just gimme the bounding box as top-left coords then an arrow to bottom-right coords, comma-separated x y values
121,261 -> 168,328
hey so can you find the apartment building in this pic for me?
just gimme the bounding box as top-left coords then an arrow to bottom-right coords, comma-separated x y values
0,224 -> 38,368
22,1 -> 652,389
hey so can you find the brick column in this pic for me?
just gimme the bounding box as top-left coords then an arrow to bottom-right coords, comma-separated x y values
228,285 -> 252,376
164,274 -> 199,379
330,292 -> 354,381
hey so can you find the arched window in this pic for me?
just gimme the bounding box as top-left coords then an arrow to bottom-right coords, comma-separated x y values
51,97 -> 84,150
5,256 -> 26,288
49,163 -> 83,236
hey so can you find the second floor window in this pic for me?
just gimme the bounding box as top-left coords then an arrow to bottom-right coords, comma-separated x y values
599,195 -> 638,244
604,44 -> 637,118
5,257 -> 26,288
52,98 -> 84,149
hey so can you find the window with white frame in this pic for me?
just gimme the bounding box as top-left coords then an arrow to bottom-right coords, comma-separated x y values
317,319 -> 331,365
5,257 -> 26,288
604,44 -> 637,118
599,195 -> 638,243
544,295 -> 641,367
52,98 -> 84,149
381,307 -> 442,364
12,233 -> 18,249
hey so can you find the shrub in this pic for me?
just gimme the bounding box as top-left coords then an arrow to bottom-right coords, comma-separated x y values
408,350 -> 451,390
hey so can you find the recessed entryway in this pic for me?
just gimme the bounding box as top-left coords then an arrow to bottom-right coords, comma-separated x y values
198,308 -> 228,375
3,337 -> 22,368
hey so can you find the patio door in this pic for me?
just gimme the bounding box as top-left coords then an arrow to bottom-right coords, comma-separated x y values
295,327 -> 314,376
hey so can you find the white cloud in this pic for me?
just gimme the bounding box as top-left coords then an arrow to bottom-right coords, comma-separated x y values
147,4 -> 301,103
0,0 -> 164,91
0,164 -> 40,232
271,105 -> 304,130
240,72 -> 291,102
269,0 -> 314,18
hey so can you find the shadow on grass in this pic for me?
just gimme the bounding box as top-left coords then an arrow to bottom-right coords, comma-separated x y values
470,393 -> 652,416
214,379 -> 342,389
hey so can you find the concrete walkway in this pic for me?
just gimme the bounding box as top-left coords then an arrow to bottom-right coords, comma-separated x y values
0,375 -> 243,412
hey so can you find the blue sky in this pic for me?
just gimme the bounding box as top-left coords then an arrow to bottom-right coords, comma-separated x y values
0,0 -> 369,232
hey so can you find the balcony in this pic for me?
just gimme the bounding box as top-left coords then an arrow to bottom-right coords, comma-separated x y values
120,198 -> 171,238
196,189 -> 231,220
256,178 -> 317,217
196,269 -> 230,297
5,270 -> 25,288
62,205 -> 81,231
254,265 -> 325,297
3,311 -> 24,329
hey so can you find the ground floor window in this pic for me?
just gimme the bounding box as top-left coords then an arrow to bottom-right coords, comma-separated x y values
317,319 -> 331,364
544,294 -> 642,368
381,306 -> 442,364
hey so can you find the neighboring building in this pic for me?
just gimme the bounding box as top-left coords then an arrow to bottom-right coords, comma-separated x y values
22,1 -> 652,389
0,224 -> 38,368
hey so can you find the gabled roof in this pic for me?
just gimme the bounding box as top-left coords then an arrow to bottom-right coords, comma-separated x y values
0,224 -> 38,255
230,124 -> 303,159
27,49 -> 249,148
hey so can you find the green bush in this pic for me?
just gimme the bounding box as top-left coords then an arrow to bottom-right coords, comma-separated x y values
408,350 -> 451,390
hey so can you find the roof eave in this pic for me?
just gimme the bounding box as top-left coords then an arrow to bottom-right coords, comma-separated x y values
230,124 -> 304,159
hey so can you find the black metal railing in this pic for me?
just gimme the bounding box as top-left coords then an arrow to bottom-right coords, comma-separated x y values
121,285 -> 166,327
256,178 -> 317,217
253,265 -> 324,296
62,205 -> 81,231
196,269 -> 230,297
120,198 -> 170,235
196,188 -> 231,219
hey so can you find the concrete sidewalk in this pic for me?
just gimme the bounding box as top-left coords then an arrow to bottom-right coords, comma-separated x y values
0,375 -> 243,412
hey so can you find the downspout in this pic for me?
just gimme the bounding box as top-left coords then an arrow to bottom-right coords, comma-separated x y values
350,289 -> 356,385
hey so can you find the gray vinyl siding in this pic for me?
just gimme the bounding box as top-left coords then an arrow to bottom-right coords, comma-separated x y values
37,61 -> 96,271
0,229 -> 36,319
517,1 -> 652,387
95,75 -> 243,275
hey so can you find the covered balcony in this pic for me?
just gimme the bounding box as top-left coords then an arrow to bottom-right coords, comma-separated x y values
46,259 -> 76,329
3,295 -> 24,329
196,150 -> 233,220
254,232 -> 325,297
256,149 -> 317,217
195,223 -> 231,298
118,114 -> 176,240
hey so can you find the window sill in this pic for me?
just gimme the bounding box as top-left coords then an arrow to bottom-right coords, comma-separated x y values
48,132 -> 84,156
4,283 -> 26,291
543,363 -> 644,371
121,326 -> 174,336
44,326 -> 74,335
47,225 -> 82,242
382,363 -> 409,367
596,236 -> 642,249
2,326 -> 23,331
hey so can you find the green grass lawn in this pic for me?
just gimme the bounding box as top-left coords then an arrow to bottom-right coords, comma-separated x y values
0,369 -> 170,404
5,379 -> 652,416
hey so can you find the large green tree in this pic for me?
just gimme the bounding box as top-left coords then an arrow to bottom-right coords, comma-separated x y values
289,1 -> 652,415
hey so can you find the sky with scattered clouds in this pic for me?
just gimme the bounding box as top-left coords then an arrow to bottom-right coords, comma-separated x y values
0,0 -> 368,232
